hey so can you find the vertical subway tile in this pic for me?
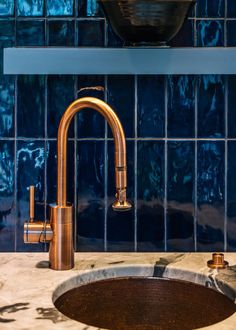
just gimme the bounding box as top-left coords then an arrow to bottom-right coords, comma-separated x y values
77,141 -> 105,251
16,20 -> 45,46
16,141 -> 45,251
137,141 -> 164,251
137,75 -> 165,138
17,0 -> 44,16
107,141 -> 134,251
17,75 -> 45,138
48,20 -> 75,46
0,141 -> 15,251
0,75 -> 15,137
47,75 -> 75,138
227,20 -> 236,47
197,0 -> 225,17
197,20 -> 224,47
167,141 -> 195,251
228,76 -> 236,138
197,141 -> 225,251
0,20 -> 15,74
77,0 -> 102,17
198,75 -> 224,138
76,75 -> 105,138
107,22 -> 123,47
107,76 -> 135,138
47,0 -> 74,16
0,0 -> 14,16
228,0 -> 236,17
170,19 -> 194,47
168,75 -> 195,138
227,141 -> 236,251
77,19 -> 105,46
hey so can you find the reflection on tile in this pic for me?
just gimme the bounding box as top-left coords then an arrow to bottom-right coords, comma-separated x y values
197,141 -> 224,251
137,141 -> 164,251
167,141 -> 194,251
198,75 -> 224,138
169,19 -> 194,47
107,22 -> 123,47
107,141 -> 134,251
16,20 -> 45,46
107,76 -> 134,138
197,0 -> 225,17
228,141 -> 236,251
137,76 -> 165,138
0,76 -> 14,137
0,0 -> 14,15
228,0 -> 236,17
47,0 -> 74,16
17,75 -> 45,138
228,76 -> 236,138
78,0 -> 102,17
168,75 -> 195,138
16,141 -> 45,251
0,20 -> 15,74
48,20 -> 75,46
77,141 -> 105,251
76,75 -> 105,138
197,20 -> 224,47
47,75 -> 75,138
0,141 -> 14,251
17,0 -> 44,16
78,20 -> 105,46
227,21 -> 236,47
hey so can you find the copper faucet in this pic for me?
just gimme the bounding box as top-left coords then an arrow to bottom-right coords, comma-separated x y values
24,97 -> 131,270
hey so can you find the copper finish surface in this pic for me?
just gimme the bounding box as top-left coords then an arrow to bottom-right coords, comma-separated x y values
207,253 -> 229,269
29,185 -> 35,222
24,221 -> 53,243
55,277 -> 236,330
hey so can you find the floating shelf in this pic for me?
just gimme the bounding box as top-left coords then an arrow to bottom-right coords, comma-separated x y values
4,47 -> 236,75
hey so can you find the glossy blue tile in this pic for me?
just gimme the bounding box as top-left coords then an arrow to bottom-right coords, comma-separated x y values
197,20 -> 224,47
198,75 -> 224,138
167,141 -> 195,251
16,20 -> 45,46
47,0 -> 74,16
17,0 -> 44,16
228,76 -> 236,138
197,0 -> 225,17
47,75 -> 75,138
17,75 -> 45,138
48,20 -> 75,46
0,20 -> 15,74
0,75 -> 15,137
0,141 -> 15,251
77,19 -> 105,46
169,19 -> 194,47
137,75 -> 165,138
227,0 -> 236,17
107,141 -> 134,251
137,141 -> 164,251
168,75 -> 195,138
107,22 -> 123,47
77,0 -> 102,17
227,20 -> 236,46
227,141 -> 236,251
77,141 -> 105,251
77,75 -> 105,138
16,140 -> 45,251
197,141 -> 224,251
107,76 -> 135,138
0,0 -> 14,15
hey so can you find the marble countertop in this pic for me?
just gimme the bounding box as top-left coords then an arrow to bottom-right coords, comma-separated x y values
1,252 -> 236,330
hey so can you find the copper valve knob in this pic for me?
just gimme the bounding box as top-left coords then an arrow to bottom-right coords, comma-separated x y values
207,253 -> 229,269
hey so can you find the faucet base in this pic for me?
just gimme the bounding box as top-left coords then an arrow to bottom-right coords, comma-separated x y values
49,204 -> 74,270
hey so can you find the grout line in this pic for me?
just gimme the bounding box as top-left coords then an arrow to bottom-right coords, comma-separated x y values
44,74 -> 48,252
164,76 -> 168,252
5,137 -> 236,141
14,74 -> 17,252
134,75 -> 138,252
224,75 -> 228,252
104,75 -> 108,251
194,77 -> 198,252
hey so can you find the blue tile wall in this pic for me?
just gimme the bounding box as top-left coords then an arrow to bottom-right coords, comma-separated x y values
0,0 -> 236,253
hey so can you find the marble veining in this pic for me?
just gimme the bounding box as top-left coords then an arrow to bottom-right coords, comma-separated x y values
1,253 -> 236,329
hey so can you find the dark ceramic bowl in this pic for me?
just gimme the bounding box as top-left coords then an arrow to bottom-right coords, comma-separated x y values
100,0 -> 196,46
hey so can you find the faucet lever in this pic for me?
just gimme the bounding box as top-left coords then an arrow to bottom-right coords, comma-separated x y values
29,185 -> 35,222
112,188 -> 132,211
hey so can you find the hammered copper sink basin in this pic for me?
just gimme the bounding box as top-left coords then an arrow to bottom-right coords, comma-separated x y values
54,277 -> 236,330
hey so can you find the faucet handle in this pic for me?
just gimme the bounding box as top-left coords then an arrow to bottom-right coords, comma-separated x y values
29,185 -> 35,222
112,188 -> 132,211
